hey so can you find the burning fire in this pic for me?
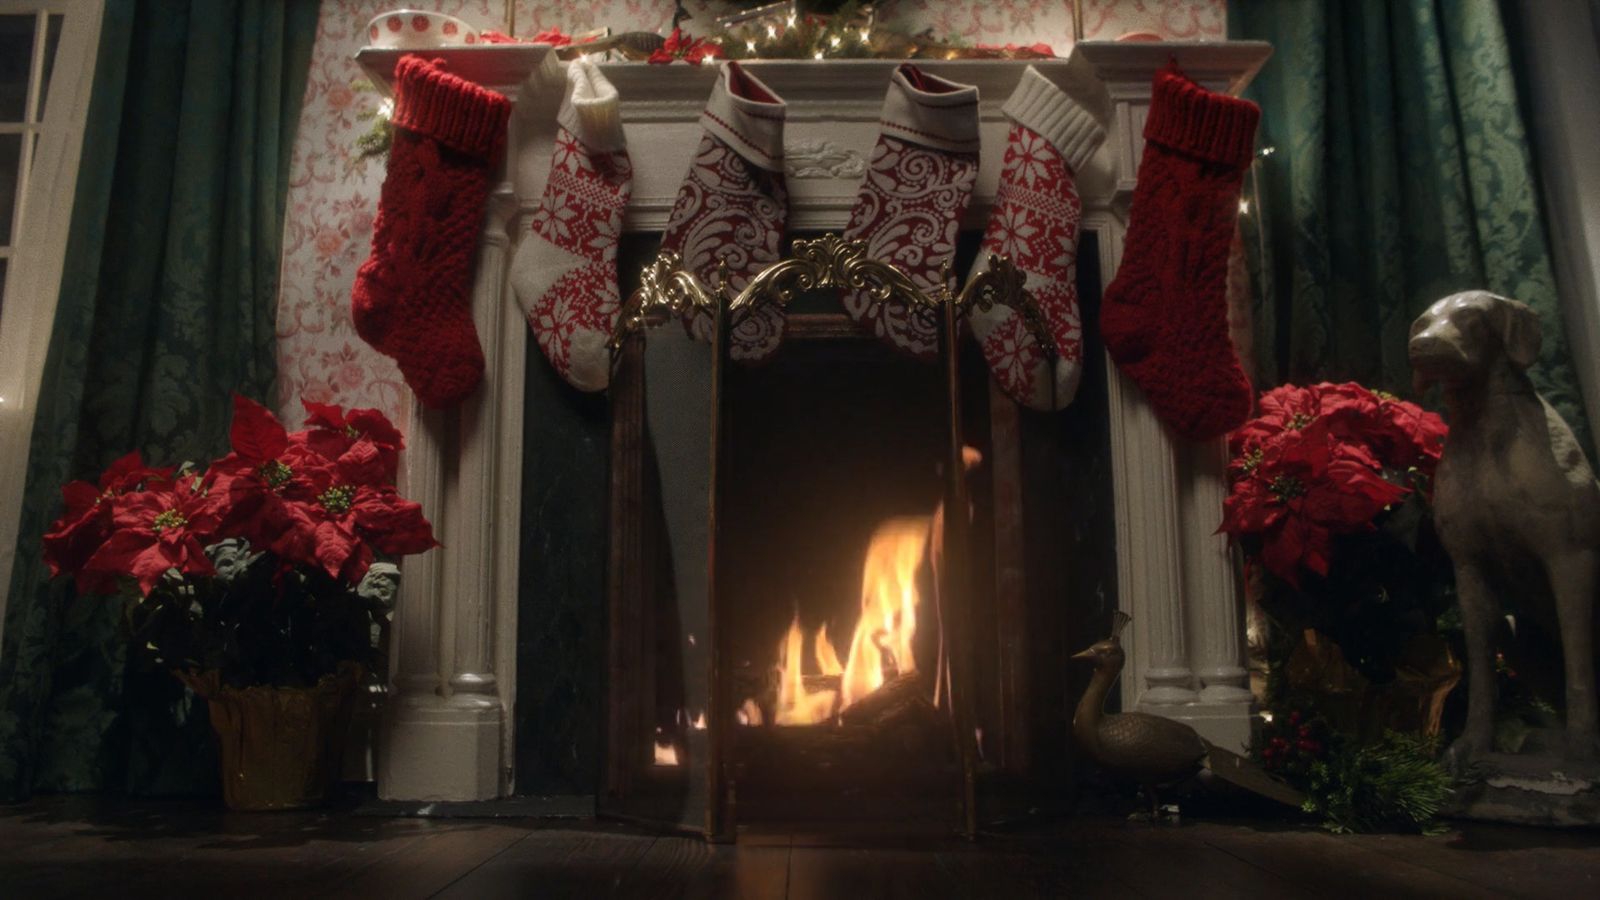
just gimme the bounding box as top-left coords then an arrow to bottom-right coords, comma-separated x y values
769,516 -> 932,726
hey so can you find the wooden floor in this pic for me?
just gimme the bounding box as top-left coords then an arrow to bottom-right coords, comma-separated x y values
1,796 -> 1597,898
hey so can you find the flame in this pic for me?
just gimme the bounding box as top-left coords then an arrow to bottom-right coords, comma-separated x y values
841,517 -> 929,711
763,516 -> 931,726
774,615 -> 839,725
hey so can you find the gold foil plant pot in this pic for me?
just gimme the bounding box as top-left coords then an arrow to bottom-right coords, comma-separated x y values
179,664 -> 364,811
1283,630 -> 1461,744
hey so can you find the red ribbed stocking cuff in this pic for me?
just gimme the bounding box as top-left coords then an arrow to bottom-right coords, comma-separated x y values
1142,64 -> 1259,169
393,55 -> 512,159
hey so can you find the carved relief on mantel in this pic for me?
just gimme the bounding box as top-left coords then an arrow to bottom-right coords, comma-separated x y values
352,42 -> 1273,801
785,139 -> 865,179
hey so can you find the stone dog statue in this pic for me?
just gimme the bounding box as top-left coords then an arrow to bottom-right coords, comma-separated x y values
1408,290 -> 1600,765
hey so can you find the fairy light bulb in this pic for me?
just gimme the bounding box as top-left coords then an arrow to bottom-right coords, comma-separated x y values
859,28 -> 871,42
767,24 -> 777,39
829,35 -> 841,48
813,49 -> 824,59
746,40 -> 757,52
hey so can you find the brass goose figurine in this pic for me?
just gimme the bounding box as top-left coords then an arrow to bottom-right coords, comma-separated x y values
1072,612 -> 1303,818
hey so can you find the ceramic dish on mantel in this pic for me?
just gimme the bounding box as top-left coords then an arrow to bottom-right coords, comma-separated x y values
365,10 -> 480,48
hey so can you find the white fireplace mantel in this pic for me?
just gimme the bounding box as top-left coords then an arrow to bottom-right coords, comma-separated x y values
357,41 -> 1274,801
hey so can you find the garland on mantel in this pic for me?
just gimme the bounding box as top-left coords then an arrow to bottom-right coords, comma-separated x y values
493,1 -> 1055,64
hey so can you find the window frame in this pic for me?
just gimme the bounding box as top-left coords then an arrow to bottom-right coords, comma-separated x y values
0,0 -> 106,647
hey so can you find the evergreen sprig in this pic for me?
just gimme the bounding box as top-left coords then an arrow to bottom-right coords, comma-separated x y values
1302,731 -> 1454,834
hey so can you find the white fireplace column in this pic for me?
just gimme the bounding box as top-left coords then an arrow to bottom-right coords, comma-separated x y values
370,46 -> 562,801
1076,42 -> 1271,753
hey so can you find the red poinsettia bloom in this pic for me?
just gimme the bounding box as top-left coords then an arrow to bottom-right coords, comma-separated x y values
271,438 -> 437,583
528,27 -> 573,47
299,399 -> 404,481
1229,382 -> 1446,484
1220,420 -> 1410,585
206,395 -> 333,546
43,451 -> 174,593
1364,392 -> 1447,480
81,476 -> 222,595
649,28 -> 723,65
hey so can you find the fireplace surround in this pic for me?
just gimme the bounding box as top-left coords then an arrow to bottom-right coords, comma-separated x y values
353,42 -> 1275,813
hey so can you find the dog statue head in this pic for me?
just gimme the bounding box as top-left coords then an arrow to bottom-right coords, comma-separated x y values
1408,290 -> 1542,394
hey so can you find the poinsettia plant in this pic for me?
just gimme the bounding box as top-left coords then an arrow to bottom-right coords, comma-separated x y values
1221,382 -> 1446,585
1220,382 -> 1453,684
41,396 -> 435,688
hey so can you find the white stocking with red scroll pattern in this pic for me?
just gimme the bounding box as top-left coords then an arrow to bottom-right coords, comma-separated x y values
841,65 -> 980,360
660,62 -> 789,362
511,58 -> 632,392
968,66 -> 1105,410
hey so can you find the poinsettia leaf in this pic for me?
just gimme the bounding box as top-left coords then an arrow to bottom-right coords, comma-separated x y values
101,451 -> 149,486
337,440 -> 388,487
231,394 -> 288,462
302,399 -> 348,432
59,481 -> 101,516
312,519 -> 356,580
345,408 -> 404,452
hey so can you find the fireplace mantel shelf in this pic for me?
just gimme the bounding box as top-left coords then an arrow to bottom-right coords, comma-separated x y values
354,42 -> 1272,100
373,38 -> 1274,805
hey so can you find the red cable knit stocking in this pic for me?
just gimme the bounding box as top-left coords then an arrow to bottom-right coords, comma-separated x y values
1098,64 -> 1258,441
351,55 -> 511,409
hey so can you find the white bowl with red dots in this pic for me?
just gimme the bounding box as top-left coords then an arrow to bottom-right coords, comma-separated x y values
365,10 -> 480,48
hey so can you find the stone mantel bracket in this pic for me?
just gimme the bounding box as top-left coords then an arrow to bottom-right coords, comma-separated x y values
356,41 -> 1273,801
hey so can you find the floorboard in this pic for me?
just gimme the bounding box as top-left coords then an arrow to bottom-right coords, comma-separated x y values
1,798 -> 1597,898
1190,821 -> 1504,899
430,822 -> 658,900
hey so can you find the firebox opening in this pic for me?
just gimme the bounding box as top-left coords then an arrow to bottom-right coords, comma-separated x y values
720,326 -> 995,821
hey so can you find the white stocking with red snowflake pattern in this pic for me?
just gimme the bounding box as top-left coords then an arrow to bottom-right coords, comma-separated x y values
511,58 -> 632,392
842,64 -> 980,359
660,62 -> 788,362
968,66 -> 1105,410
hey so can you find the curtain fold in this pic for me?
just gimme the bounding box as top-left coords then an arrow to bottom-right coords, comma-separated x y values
0,0 -> 318,800
1230,0 -> 1590,453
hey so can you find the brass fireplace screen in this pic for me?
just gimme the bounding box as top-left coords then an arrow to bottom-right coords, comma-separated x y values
607,235 -> 1038,840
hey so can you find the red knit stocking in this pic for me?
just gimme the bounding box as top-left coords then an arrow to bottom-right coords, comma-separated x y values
351,55 -> 511,409
842,64 -> 979,359
1098,64 -> 1258,441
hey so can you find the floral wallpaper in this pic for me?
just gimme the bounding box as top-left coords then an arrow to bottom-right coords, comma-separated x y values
273,0 -> 1225,426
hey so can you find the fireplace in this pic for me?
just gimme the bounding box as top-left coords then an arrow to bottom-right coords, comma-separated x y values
358,45 -> 1274,813
594,231 -> 1118,836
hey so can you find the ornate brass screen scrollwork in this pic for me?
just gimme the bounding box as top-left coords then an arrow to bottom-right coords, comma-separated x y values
611,234 -> 1051,350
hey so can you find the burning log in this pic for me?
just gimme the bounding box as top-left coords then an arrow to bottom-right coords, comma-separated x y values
838,671 -> 933,729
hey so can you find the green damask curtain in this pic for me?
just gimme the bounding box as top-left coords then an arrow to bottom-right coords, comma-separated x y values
1230,0 -> 1590,450
0,0 -> 317,800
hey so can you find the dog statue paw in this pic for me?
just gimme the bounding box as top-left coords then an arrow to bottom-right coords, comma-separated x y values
1443,732 -> 1492,775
